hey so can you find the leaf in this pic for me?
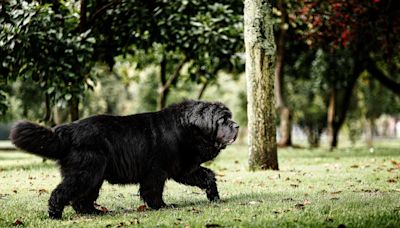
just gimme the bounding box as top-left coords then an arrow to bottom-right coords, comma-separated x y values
187,207 -> 201,213
13,219 -> 23,225
130,219 -> 140,225
100,206 -> 109,213
205,224 -> 221,228
387,179 -> 397,183
64,93 -> 72,101
38,189 -> 48,195
350,164 -> 359,168
303,200 -> 312,205
137,204 -> 147,212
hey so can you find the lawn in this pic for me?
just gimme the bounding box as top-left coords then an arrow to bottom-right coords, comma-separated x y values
0,141 -> 399,227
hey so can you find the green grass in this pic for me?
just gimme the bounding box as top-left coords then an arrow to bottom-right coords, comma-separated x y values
0,142 -> 399,227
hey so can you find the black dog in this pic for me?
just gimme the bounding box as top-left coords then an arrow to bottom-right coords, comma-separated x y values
10,100 -> 238,219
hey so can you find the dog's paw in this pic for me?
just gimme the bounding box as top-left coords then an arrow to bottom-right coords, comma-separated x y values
207,194 -> 220,202
162,203 -> 178,209
48,210 -> 62,220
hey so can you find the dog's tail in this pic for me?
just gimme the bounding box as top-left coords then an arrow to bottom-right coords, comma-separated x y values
10,121 -> 68,160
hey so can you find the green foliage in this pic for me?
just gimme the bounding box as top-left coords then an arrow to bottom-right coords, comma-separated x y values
1,0 -> 244,118
0,0 -> 96,115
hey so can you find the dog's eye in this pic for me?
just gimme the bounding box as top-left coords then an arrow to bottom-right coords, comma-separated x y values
218,117 -> 226,124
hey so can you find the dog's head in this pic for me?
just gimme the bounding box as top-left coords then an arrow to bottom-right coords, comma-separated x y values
184,100 -> 239,149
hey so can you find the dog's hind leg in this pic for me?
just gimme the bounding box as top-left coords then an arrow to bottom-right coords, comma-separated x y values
71,181 -> 105,215
139,169 -> 168,209
48,152 -> 106,219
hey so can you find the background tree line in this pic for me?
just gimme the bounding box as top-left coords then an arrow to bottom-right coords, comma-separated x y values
1,0 -> 399,151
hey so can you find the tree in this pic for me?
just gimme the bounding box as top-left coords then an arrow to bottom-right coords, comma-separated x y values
244,0 -> 278,170
1,0 -> 244,120
285,0 -> 400,149
1,1 -> 96,121
274,0 -> 292,147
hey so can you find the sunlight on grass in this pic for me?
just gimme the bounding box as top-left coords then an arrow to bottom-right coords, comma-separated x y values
0,142 -> 399,227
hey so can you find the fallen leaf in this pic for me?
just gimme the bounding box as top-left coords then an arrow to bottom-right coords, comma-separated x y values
290,184 -> 299,188
303,200 -> 311,205
115,222 -> 125,227
38,189 -> 48,195
350,165 -> 359,168
325,217 -> 334,222
188,207 -> 201,213
248,201 -> 260,205
137,204 -> 147,212
205,223 -> 221,228
361,189 -> 379,193
13,219 -> 23,226
390,160 -> 398,165
330,191 -> 342,195
100,206 -> 109,213
387,179 -> 397,183
294,203 -> 305,209
0,193 -> 10,199
130,219 -> 140,225
12,190 -> 17,194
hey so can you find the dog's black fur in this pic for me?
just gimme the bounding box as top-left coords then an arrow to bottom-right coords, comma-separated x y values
10,100 -> 238,219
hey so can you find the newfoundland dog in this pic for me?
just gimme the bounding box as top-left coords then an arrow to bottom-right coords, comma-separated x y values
10,100 -> 239,219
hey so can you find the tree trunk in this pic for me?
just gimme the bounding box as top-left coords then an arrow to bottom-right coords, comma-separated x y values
197,79 -> 209,100
245,0 -> 278,170
157,55 -> 168,110
278,106 -> 292,146
66,0 -> 86,121
275,0 -> 292,147
327,89 -> 338,150
305,127 -> 321,148
42,92 -> 53,125
157,56 -> 187,110
69,95 -> 79,121
366,117 -> 375,148
327,63 -> 361,150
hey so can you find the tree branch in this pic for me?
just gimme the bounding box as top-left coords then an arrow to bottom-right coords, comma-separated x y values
366,58 -> 400,96
87,0 -> 123,28
160,56 -> 189,92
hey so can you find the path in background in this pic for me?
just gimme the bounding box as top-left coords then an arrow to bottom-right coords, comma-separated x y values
0,140 -> 15,151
